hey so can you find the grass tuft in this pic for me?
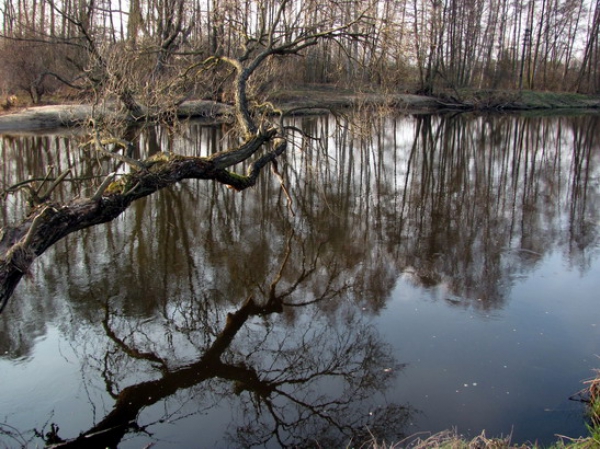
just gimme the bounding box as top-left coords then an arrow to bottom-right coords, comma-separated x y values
358,369 -> 600,449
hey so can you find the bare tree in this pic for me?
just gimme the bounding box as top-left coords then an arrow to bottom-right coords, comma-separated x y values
0,0 -> 369,311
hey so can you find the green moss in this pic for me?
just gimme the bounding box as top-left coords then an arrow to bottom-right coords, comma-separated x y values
221,170 -> 251,191
102,177 -> 139,196
103,180 -> 125,195
145,152 -> 170,163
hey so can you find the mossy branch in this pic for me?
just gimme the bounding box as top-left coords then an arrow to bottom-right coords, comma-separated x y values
214,138 -> 287,190
85,130 -> 147,170
92,172 -> 117,201
38,169 -> 71,203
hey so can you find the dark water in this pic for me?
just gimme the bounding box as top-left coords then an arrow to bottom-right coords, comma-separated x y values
1,113 -> 600,447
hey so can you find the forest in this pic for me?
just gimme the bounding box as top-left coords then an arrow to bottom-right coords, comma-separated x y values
1,1 -> 600,447
0,0 -> 599,109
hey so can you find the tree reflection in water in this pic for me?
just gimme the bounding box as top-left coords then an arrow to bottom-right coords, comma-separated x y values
1,113 -> 600,446
38,229 -> 409,448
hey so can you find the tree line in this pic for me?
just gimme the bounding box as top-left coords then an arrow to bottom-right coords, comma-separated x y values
0,0 -> 599,106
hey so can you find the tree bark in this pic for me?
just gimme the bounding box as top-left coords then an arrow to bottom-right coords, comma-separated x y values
0,132 -> 284,311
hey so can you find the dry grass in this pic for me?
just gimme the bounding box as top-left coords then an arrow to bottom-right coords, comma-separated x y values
359,430 -> 599,449
406,431 -> 527,449
586,371 -> 600,424
356,369 -> 600,449
583,370 -> 600,447
360,430 -> 532,449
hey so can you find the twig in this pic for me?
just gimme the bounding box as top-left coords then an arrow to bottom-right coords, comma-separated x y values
22,207 -> 54,248
88,129 -> 147,170
92,172 -> 117,201
270,159 -> 295,217
39,169 -> 71,202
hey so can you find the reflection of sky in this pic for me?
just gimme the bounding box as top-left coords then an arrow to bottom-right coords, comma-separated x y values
380,250 -> 600,444
0,326 -> 100,440
0,325 -> 236,448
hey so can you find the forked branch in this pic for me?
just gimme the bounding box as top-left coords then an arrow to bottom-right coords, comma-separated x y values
0,4 -> 373,312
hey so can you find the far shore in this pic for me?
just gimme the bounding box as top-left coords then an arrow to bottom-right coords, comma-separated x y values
0,88 -> 599,133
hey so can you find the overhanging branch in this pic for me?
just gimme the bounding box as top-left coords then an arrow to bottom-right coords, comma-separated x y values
0,131 -> 286,311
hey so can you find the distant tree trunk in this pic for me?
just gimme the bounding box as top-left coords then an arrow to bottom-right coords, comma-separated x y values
574,0 -> 600,92
562,0 -> 584,90
127,0 -> 143,45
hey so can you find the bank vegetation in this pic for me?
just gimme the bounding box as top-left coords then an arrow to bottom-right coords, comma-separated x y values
1,0 -> 600,116
367,371 -> 600,448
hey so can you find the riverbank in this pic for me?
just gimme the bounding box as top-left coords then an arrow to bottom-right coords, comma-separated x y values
369,370 -> 600,449
270,86 -> 600,112
0,87 -> 598,133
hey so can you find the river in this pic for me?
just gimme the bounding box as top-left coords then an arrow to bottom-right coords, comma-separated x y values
0,112 -> 599,447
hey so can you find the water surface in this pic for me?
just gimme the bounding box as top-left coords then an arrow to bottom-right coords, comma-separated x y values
1,113 -> 599,447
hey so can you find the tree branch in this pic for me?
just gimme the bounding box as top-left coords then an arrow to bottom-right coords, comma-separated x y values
0,2 -> 373,312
